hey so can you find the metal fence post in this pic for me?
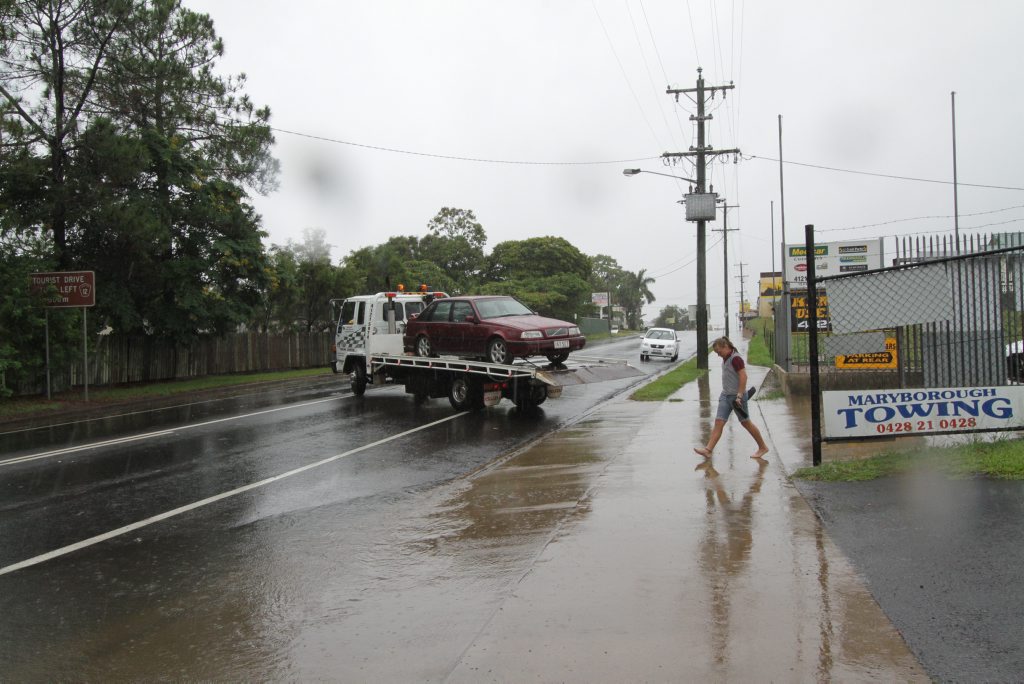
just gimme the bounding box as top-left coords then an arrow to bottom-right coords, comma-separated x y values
806,224 -> 822,466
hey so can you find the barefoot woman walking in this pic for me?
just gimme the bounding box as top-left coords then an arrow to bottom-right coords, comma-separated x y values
694,337 -> 769,460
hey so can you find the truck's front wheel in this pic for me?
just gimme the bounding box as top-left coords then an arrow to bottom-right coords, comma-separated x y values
351,363 -> 367,396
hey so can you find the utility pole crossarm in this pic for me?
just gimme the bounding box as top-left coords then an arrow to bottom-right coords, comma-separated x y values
666,84 -> 735,95
663,149 -> 741,159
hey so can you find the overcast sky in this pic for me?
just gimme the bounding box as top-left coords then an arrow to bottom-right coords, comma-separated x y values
186,0 -> 1024,324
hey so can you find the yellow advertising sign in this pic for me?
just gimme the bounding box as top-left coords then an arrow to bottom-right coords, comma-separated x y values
835,337 -> 898,369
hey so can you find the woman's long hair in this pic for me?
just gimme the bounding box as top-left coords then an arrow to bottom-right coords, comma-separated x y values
712,336 -> 737,353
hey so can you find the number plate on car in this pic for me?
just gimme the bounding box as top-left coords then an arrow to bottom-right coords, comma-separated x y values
554,340 -> 570,349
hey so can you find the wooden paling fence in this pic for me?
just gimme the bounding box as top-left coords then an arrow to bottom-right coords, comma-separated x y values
17,332 -> 333,396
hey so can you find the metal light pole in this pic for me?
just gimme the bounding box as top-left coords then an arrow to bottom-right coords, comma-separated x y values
622,166 -> 702,344
623,168 -> 697,184
951,91 -> 960,248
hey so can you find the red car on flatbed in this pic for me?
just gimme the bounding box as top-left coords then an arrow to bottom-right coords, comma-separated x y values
403,295 -> 586,365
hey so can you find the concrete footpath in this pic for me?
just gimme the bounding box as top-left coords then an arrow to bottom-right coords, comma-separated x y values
444,339 -> 929,682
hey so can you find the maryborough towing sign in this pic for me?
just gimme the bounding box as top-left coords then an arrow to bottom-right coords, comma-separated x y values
30,271 -> 96,307
822,386 -> 1024,439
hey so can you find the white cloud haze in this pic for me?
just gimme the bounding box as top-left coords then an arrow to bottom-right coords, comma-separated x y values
187,0 -> 1024,323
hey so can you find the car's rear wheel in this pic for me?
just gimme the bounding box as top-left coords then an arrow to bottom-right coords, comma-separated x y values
416,335 -> 435,357
487,337 -> 512,364
546,352 -> 569,365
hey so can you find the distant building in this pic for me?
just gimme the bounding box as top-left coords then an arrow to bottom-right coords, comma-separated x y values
757,271 -> 782,318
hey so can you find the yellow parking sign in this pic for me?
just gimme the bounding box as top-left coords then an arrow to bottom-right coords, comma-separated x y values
835,337 -> 898,369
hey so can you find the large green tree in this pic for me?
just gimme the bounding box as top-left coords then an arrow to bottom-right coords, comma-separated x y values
483,236 -> 591,321
2,0 -> 279,341
0,0 -> 132,265
83,0 -> 276,339
283,229 -> 346,333
0,228 -> 80,396
418,207 -> 486,293
588,253 -> 627,318
654,304 -> 687,330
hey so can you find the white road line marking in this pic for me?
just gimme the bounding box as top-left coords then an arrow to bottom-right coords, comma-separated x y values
0,430 -> 177,466
0,395 -> 345,468
0,411 -> 465,576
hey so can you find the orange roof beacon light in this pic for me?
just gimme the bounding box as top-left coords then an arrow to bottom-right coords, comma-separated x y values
418,284 -> 429,293
397,283 -> 406,292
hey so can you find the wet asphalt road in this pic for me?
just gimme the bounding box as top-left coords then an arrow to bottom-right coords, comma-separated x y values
0,335 -> 686,679
795,474 -> 1024,683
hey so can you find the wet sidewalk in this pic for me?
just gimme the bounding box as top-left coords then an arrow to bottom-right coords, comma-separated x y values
444,341 -> 928,682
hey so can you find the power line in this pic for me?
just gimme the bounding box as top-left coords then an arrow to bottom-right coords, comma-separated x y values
627,2 -> 683,153
685,0 -> 701,66
819,204 -> 1024,233
270,126 -> 660,166
639,0 -> 691,144
591,0 -> 667,152
648,235 -> 724,278
746,154 -> 1024,191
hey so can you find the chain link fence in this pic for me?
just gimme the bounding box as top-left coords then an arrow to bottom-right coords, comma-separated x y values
796,229 -> 1024,463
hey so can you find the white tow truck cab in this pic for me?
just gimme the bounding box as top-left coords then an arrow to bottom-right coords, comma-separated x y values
330,288 -> 643,412
331,288 -> 445,374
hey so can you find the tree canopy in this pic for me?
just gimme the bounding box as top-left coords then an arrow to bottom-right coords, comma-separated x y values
1,0 -> 278,344
0,2 -> 658,392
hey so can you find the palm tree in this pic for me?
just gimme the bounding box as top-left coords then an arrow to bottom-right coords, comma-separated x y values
622,269 -> 656,329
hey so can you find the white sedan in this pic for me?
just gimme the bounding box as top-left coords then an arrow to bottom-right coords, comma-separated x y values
640,327 -> 679,362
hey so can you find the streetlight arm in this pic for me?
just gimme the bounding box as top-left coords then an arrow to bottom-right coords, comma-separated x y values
622,168 -> 698,184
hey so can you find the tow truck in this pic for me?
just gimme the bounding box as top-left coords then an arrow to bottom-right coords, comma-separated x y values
330,288 -> 642,411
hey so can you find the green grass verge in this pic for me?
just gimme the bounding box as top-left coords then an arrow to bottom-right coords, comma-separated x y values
746,318 -> 773,367
793,437 -> 1024,481
630,355 -> 707,401
0,367 -> 333,419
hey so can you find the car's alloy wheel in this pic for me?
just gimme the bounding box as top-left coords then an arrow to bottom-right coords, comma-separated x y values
416,335 -> 435,357
487,337 -> 511,364
546,352 -> 569,364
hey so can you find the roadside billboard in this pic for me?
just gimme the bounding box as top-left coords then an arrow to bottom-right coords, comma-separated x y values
783,239 -> 884,287
789,290 -> 831,332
